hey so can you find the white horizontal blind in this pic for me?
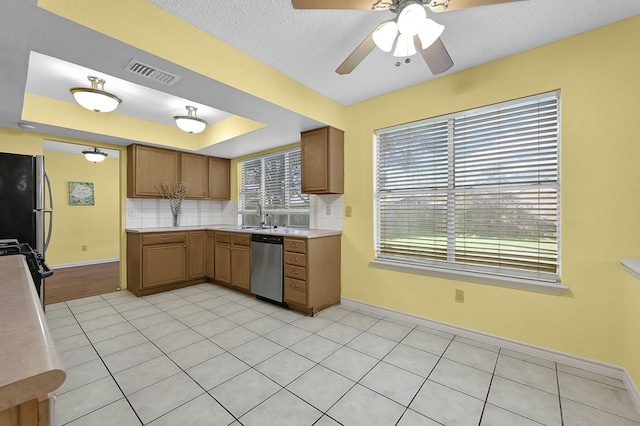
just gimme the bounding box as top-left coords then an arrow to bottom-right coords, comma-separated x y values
375,92 -> 560,282
239,149 -> 309,213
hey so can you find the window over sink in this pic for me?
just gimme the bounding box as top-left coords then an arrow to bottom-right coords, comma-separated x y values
239,148 -> 309,228
373,91 -> 563,293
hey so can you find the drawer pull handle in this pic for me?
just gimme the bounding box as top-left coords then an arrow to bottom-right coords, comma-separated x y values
290,283 -> 298,288
291,271 -> 298,275
290,244 -> 298,248
160,237 -> 170,241
290,257 -> 297,261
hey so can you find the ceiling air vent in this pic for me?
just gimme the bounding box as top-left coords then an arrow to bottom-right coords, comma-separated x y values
124,59 -> 181,86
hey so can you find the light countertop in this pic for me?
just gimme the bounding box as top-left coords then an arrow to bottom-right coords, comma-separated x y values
0,256 -> 66,412
125,225 -> 342,239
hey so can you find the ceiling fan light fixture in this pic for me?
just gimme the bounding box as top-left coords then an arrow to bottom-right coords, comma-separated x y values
174,106 -> 207,134
417,18 -> 445,49
372,20 -> 399,53
393,33 -> 417,57
397,3 -> 427,36
82,147 -> 108,163
70,76 -> 121,113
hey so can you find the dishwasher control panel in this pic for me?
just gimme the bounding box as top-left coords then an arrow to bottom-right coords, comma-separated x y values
251,234 -> 284,244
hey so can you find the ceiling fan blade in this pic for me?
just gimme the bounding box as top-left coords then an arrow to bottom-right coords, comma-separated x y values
430,0 -> 527,12
415,36 -> 453,74
336,33 -> 377,75
292,0 -> 385,10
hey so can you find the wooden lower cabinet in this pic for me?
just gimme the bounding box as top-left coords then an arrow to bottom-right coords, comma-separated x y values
214,232 -> 251,292
214,232 -> 231,285
127,229 -> 341,315
188,231 -> 206,279
284,235 -> 341,315
205,231 -> 215,279
230,234 -> 251,291
127,231 -> 207,296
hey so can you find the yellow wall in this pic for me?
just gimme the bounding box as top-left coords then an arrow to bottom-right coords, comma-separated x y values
343,14 -> 640,375
43,151 -> 120,266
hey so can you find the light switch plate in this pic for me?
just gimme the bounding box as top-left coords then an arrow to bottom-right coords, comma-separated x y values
345,206 -> 352,217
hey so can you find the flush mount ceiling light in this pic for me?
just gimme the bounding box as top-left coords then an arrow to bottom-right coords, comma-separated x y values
70,76 -> 122,113
174,106 -> 207,134
82,147 -> 108,163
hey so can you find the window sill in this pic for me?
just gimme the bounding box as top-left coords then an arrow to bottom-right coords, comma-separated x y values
369,259 -> 568,295
621,258 -> 640,280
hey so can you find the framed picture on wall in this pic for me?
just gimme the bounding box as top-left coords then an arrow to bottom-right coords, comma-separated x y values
68,181 -> 95,206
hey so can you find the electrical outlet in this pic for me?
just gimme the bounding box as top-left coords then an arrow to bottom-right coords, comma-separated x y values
82,245 -> 88,252
325,205 -> 331,216
455,289 -> 464,303
345,206 -> 352,217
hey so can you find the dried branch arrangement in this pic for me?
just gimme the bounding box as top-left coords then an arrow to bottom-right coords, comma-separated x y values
159,182 -> 188,216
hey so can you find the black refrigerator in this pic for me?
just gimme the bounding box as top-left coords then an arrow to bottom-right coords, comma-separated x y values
0,152 -> 54,301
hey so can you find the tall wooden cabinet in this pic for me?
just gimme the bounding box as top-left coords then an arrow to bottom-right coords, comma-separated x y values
301,126 -> 344,194
127,144 -> 180,198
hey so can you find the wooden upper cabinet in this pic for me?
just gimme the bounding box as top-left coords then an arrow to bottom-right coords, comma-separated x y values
127,144 -> 179,198
208,157 -> 230,200
301,126 -> 344,194
128,144 -> 230,200
181,153 -> 209,199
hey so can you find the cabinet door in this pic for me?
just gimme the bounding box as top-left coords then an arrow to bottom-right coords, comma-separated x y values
301,127 -> 344,194
181,153 -> 209,199
231,245 -> 251,291
188,232 -> 206,279
205,231 -> 215,279
214,243 -> 231,285
208,157 -> 230,200
142,243 -> 186,288
301,127 -> 329,193
127,144 -> 180,197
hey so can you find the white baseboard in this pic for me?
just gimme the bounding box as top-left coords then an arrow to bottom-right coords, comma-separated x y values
341,296 -> 640,412
624,369 -> 640,414
51,258 -> 120,270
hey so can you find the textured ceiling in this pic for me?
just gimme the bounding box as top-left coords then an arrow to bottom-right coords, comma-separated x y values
1,0 -> 639,157
149,0 -> 640,105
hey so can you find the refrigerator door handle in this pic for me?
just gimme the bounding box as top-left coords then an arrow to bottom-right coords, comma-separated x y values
44,170 -> 53,253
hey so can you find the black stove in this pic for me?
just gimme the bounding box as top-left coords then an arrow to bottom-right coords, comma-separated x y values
0,239 -> 52,297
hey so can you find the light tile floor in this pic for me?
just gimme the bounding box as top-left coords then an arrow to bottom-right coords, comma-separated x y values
45,283 -> 640,426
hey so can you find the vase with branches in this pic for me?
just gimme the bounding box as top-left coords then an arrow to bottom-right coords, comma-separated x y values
159,182 -> 188,227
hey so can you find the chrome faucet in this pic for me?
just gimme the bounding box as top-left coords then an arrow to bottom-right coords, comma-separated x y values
257,203 -> 266,228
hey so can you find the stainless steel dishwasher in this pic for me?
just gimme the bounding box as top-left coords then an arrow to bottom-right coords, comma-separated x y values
250,234 -> 285,305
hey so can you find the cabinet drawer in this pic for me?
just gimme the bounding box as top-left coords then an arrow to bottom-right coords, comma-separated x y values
142,232 -> 186,245
215,232 -> 231,244
285,251 -> 306,267
285,264 -> 305,280
284,277 -> 306,305
232,233 -> 251,246
284,238 -> 306,253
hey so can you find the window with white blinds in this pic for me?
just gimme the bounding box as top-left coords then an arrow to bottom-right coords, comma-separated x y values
375,92 -> 560,284
239,148 -> 309,227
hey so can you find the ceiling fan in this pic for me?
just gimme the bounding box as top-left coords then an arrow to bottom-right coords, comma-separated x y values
292,0 -> 526,75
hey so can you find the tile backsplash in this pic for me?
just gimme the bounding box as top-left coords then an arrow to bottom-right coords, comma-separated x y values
125,194 -> 343,231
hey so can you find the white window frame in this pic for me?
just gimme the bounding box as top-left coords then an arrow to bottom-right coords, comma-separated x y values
371,91 -> 567,294
238,148 -> 309,227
